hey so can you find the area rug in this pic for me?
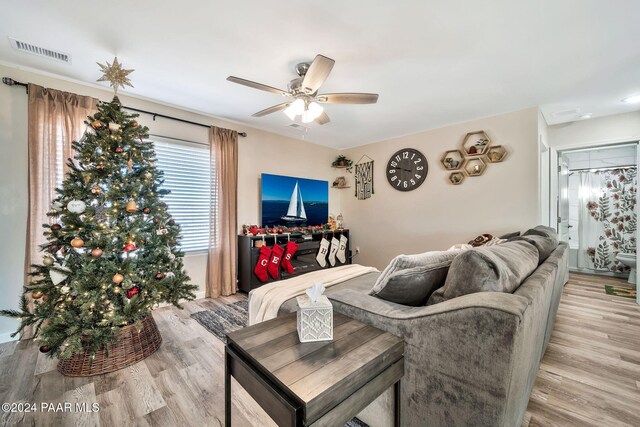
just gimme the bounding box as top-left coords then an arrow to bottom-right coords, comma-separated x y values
191,300 -> 370,427
191,300 -> 248,343
604,285 -> 637,300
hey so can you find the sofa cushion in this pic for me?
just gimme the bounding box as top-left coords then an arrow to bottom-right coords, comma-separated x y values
509,234 -> 557,264
439,240 -> 539,301
524,225 -> 559,242
372,264 -> 449,306
499,230 -> 521,239
371,250 -> 460,295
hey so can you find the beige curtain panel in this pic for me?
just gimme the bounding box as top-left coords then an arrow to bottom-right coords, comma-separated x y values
25,84 -> 97,282
207,126 -> 238,298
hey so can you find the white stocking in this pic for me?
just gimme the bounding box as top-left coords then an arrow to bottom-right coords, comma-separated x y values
336,234 -> 348,263
316,237 -> 330,267
328,237 -> 339,267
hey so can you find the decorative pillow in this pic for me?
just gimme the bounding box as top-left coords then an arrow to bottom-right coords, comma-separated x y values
371,250 -> 460,296
439,240 -> 539,301
499,231 -> 521,239
484,237 -> 507,246
468,233 -> 494,247
509,234 -> 557,264
372,264 -> 450,306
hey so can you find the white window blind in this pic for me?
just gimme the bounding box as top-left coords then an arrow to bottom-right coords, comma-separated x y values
152,137 -> 211,252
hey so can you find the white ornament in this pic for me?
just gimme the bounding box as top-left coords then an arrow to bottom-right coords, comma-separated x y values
51,201 -> 64,210
108,122 -> 121,132
165,272 -> 175,279
157,228 -> 169,235
168,253 -> 176,261
67,200 -> 86,214
60,285 -> 70,294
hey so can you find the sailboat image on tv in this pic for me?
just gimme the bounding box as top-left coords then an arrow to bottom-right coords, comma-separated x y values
281,181 -> 307,222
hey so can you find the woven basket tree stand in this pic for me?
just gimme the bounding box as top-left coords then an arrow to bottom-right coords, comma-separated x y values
57,314 -> 162,377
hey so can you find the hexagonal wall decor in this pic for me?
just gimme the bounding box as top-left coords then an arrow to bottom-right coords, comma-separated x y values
441,150 -> 464,170
463,157 -> 487,177
449,172 -> 465,185
462,131 -> 491,156
486,145 -> 508,163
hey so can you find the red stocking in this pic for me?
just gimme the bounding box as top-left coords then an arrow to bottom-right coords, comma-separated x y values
268,244 -> 285,280
254,245 -> 272,282
281,241 -> 299,274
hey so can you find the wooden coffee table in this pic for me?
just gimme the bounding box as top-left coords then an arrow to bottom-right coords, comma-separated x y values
225,312 -> 404,427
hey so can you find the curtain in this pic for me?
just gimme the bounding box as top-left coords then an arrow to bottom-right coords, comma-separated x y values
206,126 -> 238,297
577,167 -> 637,272
26,84 -> 97,281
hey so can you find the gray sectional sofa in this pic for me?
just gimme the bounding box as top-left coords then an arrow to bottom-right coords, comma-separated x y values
278,227 -> 569,427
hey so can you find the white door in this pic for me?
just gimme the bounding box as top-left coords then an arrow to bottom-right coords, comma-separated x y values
557,155 -> 570,243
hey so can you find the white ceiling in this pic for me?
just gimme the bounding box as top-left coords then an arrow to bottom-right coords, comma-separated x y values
1,1 -> 639,148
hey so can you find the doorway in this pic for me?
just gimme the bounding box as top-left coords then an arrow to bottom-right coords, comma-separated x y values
557,143 -> 638,286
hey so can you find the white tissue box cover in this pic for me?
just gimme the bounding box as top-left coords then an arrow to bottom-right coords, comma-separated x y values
296,294 -> 333,342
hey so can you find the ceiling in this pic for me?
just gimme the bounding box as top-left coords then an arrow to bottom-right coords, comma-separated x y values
1,1 -> 639,149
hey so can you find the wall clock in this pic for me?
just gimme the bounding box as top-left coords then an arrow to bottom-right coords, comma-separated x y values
386,148 -> 428,191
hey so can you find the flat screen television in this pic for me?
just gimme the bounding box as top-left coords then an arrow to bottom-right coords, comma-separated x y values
261,173 -> 329,227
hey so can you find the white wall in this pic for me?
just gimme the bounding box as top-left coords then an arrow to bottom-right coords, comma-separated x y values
0,63 -> 338,341
339,108 -> 540,269
549,111 -> 640,149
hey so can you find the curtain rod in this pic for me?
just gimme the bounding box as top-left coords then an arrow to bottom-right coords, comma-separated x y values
569,164 -> 636,174
2,77 -> 247,137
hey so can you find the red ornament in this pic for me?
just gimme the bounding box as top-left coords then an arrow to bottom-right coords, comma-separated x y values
143,207 -> 151,214
155,272 -> 165,280
168,219 -> 175,226
97,163 -> 105,170
115,147 -> 124,153
39,345 -> 50,353
126,287 -> 139,299
278,228 -> 284,234
51,224 -> 62,231
124,243 -> 136,252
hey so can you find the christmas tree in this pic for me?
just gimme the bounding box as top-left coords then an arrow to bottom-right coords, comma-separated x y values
1,59 -> 197,359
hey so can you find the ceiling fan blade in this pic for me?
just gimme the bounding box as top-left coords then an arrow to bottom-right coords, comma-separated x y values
301,55 -> 335,94
227,76 -> 287,95
318,93 -> 379,104
315,111 -> 330,125
252,103 -> 290,117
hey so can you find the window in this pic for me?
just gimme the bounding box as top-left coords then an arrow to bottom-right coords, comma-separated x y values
152,136 -> 211,252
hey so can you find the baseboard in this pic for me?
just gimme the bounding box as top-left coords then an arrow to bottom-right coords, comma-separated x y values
0,331 -> 17,344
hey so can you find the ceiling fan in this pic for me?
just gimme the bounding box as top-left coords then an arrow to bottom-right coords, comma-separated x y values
227,54 -> 378,125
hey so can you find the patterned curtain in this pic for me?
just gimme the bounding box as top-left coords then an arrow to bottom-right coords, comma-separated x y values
582,167 -> 637,272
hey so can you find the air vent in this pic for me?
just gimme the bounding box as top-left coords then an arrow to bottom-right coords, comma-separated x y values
9,37 -> 71,63
287,123 -> 309,132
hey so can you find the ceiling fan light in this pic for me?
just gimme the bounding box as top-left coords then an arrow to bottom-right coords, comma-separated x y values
307,101 -> 324,120
301,109 -> 315,123
283,104 -> 298,120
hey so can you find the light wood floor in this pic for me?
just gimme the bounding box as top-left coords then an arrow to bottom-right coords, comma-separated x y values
0,273 -> 639,426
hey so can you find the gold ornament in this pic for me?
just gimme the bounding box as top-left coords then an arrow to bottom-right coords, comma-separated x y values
112,273 -> 124,284
91,248 -> 104,258
43,256 -> 55,266
71,237 -> 85,248
131,121 -> 139,128
32,290 -> 44,299
125,200 -> 137,213
91,120 -> 103,129
91,185 -> 101,195
96,57 -> 134,95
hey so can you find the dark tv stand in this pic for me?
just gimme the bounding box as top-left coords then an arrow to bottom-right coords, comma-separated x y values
237,230 -> 351,293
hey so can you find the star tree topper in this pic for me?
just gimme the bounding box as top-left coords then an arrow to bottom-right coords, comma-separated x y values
96,57 -> 134,95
